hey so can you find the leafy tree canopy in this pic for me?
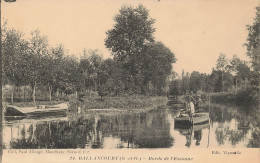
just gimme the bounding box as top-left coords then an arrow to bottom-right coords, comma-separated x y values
105,4 -> 155,63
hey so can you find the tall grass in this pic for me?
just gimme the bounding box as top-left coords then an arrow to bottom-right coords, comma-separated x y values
68,95 -> 167,114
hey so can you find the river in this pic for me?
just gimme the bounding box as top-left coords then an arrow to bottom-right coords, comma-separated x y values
3,104 -> 259,149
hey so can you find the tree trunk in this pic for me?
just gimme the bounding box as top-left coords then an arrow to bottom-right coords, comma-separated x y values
11,89 -> 14,104
221,71 -> 224,92
60,91 -> 63,99
32,82 -> 36,104
49,85 -> 52,101
23,85 -> 26,102
235,78 -> 237,94
18,86 -> 21,101
56,89 -> 59,98
49,88 -> 52,101
84,78 -> 86,91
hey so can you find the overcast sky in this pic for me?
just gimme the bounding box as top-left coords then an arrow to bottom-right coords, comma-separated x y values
2,0 -> 259,74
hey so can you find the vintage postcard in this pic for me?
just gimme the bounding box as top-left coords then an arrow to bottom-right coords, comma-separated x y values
1,0 -> 260,163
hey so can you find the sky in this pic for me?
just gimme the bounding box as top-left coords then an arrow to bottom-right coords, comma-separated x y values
2,0 -> 259,74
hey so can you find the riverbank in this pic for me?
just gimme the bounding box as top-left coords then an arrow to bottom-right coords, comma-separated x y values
209,87 -> 259,107
67,95 -> 168,114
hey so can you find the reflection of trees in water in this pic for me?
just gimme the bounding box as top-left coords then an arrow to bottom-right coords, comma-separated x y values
212,105 -> 259,147
131,111 -> 174,148
100,110 -> 174,148
247,113 -> 260,148
209,107 -> 233,123
247,128 -> 259,148
215,127 -> 245,146
8,110 -> 174,149
7,106 -> 258,149
215,128 -> 226,145
10,119 -> 96,149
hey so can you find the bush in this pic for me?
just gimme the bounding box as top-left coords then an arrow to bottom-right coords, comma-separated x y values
235,86 -> 259,105
210,92 -> 235,105
210,86 -> 259,106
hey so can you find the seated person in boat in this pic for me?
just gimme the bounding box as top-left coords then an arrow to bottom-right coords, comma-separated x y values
195,96 -> 202,109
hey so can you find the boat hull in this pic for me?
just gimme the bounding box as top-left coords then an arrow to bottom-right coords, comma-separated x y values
174,113 -> 209,126
4,103 -> 68,117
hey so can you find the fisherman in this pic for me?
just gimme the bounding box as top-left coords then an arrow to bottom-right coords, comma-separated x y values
195,96 -> 202,112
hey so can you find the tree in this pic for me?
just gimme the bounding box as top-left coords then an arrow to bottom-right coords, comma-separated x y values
169,79 -> 181,97
105,5 -> 176,95
105,4 -> 155,63
62,55 -> 82,96
244,7 -> 260,74
105,4 -> 156,93
189,71 -> 203,93
47,44 -> 66,101
142,42 -> 176,95
88,50 -> 103,92
79,49 -> 92,92
216,53 -> 228,92
204,73 -> 215,93
244,6 -> 260,99
28,30 -> 49,103
229,55 -> 251,90
2,28 -> 29,103
210,69 -> 222,92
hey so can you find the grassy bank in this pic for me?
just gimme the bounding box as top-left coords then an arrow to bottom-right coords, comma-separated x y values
68,95 -> 168,114
209,86 -> 259,107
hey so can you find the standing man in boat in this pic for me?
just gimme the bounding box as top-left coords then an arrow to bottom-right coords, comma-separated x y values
189,96 -> 195,115
186,96 -> 195,123
184,96 -> 195,114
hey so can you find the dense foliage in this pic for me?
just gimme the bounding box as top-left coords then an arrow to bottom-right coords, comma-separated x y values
2,5 -> 176,103
105,5 -> 176,95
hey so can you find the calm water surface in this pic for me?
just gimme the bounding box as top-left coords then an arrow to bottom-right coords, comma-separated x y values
3,104 -> 259,149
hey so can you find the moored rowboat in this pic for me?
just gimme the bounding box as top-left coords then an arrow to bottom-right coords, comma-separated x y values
4,103 -> 68,117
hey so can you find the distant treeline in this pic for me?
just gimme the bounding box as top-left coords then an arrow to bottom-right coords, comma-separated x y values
169,54 -> 256,95
2,5 -> 176,103
169,7 -> 259,105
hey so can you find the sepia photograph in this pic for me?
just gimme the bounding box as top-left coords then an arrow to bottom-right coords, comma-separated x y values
1,0 -> 260,162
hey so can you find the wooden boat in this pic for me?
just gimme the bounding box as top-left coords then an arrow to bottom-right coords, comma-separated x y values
174,121 -> 210,130
174,112 -> 209,126
4,103 -> 68,117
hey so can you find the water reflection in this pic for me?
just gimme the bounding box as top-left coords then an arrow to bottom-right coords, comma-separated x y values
173,122 -> 209,148
3,104 -> 259,149
209,105 -> 259,148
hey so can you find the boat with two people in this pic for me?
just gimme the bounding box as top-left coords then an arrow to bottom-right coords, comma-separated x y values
174,95 -> 209,126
